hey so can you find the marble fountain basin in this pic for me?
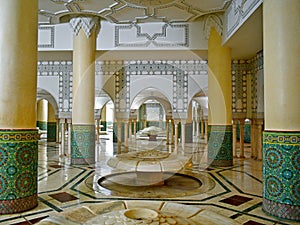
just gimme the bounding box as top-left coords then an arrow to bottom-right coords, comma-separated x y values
106,150 -> 192,186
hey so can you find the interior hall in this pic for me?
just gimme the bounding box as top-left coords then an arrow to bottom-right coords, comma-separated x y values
0,0 -> 299,224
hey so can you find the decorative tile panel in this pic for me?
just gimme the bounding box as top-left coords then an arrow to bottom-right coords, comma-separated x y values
115,23 -> 189,47
37,60 -> 73,113
262,131 -> 300,220
173,70 -> 188,113
208,125 -> 233,166
250,51 -> 263,115
232,60 -> 250,114
71,125 -> 95,165
38,26 -> 55,48
0,129 -> 39,214
115,68 -> 130,113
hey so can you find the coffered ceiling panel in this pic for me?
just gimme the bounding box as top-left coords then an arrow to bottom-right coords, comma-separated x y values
38,0 -> 231,24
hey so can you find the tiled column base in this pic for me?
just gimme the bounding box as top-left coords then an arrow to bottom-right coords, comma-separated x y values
0,129 -> 38,214
71,125 -> 95,165
263,131 -> 300,221
185,123 -> 193,143
47,122 -> 56,142
208,125 -> 233,167
37,121 -> 47,131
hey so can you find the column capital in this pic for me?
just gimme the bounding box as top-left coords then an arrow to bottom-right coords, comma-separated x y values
70,16 -> 101,38
204,14 -> 223,40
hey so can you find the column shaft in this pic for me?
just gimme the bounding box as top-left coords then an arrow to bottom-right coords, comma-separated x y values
263,0 -> 300,220
207,27 -> 232,166
0,0 -> 39,214
71,18 -> 99,165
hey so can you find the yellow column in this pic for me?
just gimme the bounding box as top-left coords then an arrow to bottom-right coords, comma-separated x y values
262,0 -> 300,220
0,0 -> 38,214
37,100 -> 48,131
207,27 -> 232,166
71,17 -> 100,165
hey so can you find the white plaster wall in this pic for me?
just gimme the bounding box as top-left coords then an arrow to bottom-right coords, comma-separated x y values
38,20 -> 208,51
130,75 -> 173,107
37,76 -> 59,105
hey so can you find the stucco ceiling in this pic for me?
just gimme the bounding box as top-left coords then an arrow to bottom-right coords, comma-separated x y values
38,0 -> 231,24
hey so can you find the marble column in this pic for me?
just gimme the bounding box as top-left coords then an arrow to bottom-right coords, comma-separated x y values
171,120 -> 175,145
204,119 -> 208,143
201,119 -> 205,139
101,105 -> 107,132
250,119 -> 256,159
56,119 -> 60,143
232,120 -> 238,158
166,119 -> 170,145
207,27 -> 232,166
129,120 -> 132,142
174,120 -> 180,152
133,120 -> 137,141
0,0 -> 38,213
117,121 -> 122,154
124,120 -> 128,153
60,119 -> 66,156
47,103 -> 57,142
96,118 -> 100,144
239,119 -> 245,158
196,119 -> 200,138
67,119 -> 72,156
181,120 -> 186,151
70,17 -> 100,165
262,0 -> 300,220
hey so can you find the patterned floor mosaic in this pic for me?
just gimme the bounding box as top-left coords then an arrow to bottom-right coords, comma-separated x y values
0,132 -> 299,225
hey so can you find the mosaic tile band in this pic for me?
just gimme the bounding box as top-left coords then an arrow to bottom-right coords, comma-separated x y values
71,125 -> 95,165
208,125 -> 233,166
263,131 -> 300,221
0,129 -> 38,214
37,121 -> 47,131
47,122 -> 57,142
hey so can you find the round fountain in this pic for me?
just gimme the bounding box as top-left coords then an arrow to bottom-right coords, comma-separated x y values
91,149 -> 215,198
106,149 -> 191,186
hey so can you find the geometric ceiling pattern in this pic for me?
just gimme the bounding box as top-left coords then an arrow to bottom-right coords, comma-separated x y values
38,0 -> 231,24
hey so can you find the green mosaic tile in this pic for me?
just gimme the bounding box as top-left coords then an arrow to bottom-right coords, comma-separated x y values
208,125 -> 233,166
262,131 -> 300,220
0,129 -> 38,213
71,125 -> 95,165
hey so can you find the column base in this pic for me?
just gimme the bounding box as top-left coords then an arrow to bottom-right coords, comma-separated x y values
0,129 -> 39,214
71,125 -> 95,165
263,199 -> 300,221
263,131 -> 300,221
208,125 -> 233,167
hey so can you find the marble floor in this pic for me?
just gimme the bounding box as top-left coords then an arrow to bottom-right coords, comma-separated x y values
0,132 -> 299,225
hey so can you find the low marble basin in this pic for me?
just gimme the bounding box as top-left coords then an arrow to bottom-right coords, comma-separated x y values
107,150 -> 191,185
